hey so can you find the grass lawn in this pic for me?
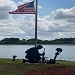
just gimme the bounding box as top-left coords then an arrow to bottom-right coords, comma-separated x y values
0,58 -> 75,75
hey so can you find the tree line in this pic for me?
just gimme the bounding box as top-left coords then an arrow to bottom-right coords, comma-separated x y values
0,37 -> 75,45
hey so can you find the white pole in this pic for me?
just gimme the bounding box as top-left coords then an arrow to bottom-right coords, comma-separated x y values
35,0 -> 38,47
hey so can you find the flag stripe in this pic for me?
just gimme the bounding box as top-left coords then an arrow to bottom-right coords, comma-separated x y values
18,3 -> 30,9
9,12 -> 34,14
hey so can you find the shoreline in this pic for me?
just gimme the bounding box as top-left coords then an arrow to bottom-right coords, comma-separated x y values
0,44 -> 75,45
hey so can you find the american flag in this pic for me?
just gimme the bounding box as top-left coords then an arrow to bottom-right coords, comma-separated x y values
9,1 -> 35,14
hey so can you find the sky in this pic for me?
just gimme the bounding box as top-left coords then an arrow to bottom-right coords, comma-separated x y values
0,0 -> 75,40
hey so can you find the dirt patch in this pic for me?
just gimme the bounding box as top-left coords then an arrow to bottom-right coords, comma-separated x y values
25,67 -> 75,75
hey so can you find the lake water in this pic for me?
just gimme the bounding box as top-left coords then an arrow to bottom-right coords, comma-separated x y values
0,45 -> 75,61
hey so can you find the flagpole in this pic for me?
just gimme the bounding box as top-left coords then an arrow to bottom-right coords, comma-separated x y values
35,0 -> 38,47
9,0 -> 37,47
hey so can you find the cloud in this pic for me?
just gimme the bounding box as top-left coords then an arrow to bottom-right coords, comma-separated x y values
17,0 -> 33,5
50,7 -> 75,32
51,7 -> 75,20
0,0 -> 17,20
0,0 -> 75,40
22,0 -> 33,2
37,6 -> 75,39
38,6 -> 42,9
